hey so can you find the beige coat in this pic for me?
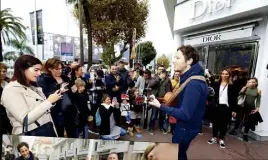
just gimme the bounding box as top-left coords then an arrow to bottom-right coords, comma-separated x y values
1,81 -> 57,136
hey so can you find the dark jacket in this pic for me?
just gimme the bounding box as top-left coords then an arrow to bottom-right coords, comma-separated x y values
4,152 -> 15,160
98,104 -> 121,135
159,63 -> 208,143
248,112 -> 263,131
0,82 -> 12,135
16,152 -> 39,160
148,75 -> 160,96
157,78 -> 172,98
212,82 -> 238,112
37,74 -> 71,127
117,68 -> 129,92
70,91 -> 91,126
105,73 -> 123,101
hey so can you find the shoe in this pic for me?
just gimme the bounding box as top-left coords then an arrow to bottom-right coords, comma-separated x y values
207,137 -> 217,144
219,140 -> 226,149
148,129 -> 154,135
198,132 -> 203,135
209,123 -> 213,128
243,135 -> 248,142
163,131 -> 168,134
127,127 -> 134,137
229,129 -> 237,135
135,127 -> 142,133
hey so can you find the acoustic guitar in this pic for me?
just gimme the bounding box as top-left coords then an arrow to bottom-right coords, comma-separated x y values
162,76 -> 207,107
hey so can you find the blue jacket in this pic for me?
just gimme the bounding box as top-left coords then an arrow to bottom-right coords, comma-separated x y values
159,63 -> 208,143
105,73 -> 123,101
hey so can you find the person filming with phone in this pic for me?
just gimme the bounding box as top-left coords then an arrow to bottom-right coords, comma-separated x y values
148,45 -> 208,160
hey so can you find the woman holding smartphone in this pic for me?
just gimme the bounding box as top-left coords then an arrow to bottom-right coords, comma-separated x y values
1,55 -> 62,136
37,58 -> 70,137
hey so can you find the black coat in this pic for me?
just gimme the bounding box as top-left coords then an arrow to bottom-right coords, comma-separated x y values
212,82 -> 238,112
0,82 -> 12,135
98,105 -> 121,135
37,74 -> 71,126
117,68 -> 129,92
71,92 -> 91,126
105,74 -> 123,101
4,152 -> 15,160
248,112 -> 263,131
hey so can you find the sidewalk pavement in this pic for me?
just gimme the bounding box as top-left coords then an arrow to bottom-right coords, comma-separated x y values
189,127 -> 268,159
121,126 -> 268,159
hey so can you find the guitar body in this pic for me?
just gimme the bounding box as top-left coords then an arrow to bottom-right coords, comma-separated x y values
163,92 -> 178,107
158,76 -> 206,108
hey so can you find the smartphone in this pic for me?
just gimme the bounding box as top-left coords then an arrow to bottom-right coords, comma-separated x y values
149,95 -> 155,101
112,97 -> 117,102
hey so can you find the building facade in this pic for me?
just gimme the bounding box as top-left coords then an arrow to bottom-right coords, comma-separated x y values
51,138 -> 151,160
164,0 -> 268,140
51,138 -> 93,160
93,140 -> 151,160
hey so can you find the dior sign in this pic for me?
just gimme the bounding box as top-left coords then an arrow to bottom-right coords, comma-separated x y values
202,34 -> 221,42
190,0 -> 233,19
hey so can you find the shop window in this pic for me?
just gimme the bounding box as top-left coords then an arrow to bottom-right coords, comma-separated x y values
81,139 -> 89,150
68,142 -> 74,150
206,42 -> 258,76
196,46 -> 209,69
60,146 -> 64,153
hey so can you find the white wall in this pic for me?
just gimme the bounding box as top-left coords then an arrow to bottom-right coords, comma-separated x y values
174,0 -> 268,31
252,17 -> 268,135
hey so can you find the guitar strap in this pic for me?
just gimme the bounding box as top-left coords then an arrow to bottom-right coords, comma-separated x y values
165,76 -> 207,106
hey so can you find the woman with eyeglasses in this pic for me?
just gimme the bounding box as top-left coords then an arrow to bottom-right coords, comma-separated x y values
37,58 -> 70,137
1,55 -> 62,136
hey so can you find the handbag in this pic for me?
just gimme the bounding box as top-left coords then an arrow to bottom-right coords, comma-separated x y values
21,115 -> 56,137
237,95 -> 246,107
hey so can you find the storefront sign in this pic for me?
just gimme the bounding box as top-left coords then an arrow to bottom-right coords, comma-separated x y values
184,27 -> 253,45
202,34 -> 221,42
190,0 -> 233,19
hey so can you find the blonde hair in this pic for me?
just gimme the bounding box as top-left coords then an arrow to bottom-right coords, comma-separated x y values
141,143 -> 156,160
219,69 -> 233,84
75,78 -> 86,87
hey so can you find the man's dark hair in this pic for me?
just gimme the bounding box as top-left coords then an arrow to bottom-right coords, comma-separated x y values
17,142 -> 29,152
6,145 -> 13,148
11,55 -> 42,87
177,45 -> 199,65
144,69 -> 151,75
161,69 -> 167,75
157,65 -> 164,69
74,58 -> 79,62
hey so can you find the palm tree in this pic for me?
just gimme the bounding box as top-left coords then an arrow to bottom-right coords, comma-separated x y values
7,39 -> 34,56
66,0 -> 93,69
0,8 -> 26,61
3,51 -> 17,62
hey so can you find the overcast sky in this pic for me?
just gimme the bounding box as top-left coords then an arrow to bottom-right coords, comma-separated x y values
2,0 -> 175,59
